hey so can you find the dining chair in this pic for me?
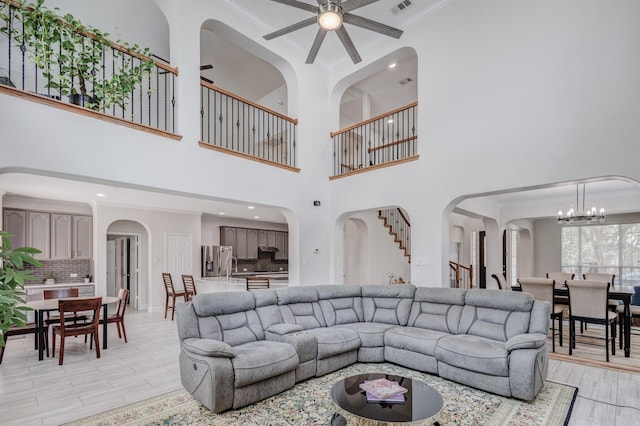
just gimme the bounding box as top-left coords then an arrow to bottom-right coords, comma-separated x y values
615,285 -> 640,349
246,276 -> 270,291
181,274 -> 197,301
582,273 -> 618,333
546,272 -> 574,307
106,288 -> 129,343
566,279 -> 617,362
162,273 -> 186,320
491,273 -> 506,290
43,287 -> 86,349
0,322 -> 39,364
518,277 -> 563,352
51,297 -> 102,365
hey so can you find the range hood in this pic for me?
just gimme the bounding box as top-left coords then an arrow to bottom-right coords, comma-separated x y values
258,246 -> 279,253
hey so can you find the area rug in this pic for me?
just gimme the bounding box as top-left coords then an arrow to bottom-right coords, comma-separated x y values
65,363 -> 577,426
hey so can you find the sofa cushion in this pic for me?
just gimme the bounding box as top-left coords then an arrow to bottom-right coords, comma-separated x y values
275,288 -> 326,330
304,327 -> 361,359
231,340 -> 299,388
384,326 -> 449,357
182,338 -> 236,358
436,334 -> 509,377
459,290 -> 533,342
317,285 -> 364,326
361,284 -> 416,325
408,288 -> 466,334
336,322 -> 393,347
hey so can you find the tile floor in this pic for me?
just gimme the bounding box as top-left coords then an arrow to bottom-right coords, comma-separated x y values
1,286 -> 640,425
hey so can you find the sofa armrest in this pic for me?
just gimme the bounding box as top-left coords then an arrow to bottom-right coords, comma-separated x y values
266,323 -> 304,335
182,338 -> 236,358
265,329 -> 317,363
505,333 -> 547,352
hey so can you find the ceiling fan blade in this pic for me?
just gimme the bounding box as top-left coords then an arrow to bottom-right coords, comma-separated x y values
269,0 -> 319,13
335,26 -> 362,64
305,28 -> 328,64
343,13 -> 403,39
340,0 -> 380,13
264,16 -> 318,40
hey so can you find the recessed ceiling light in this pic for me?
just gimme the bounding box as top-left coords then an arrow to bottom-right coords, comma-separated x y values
248,206 -> 255,209
96,193 -> 105,197
254,216 -> 260,219
388,62 -> 397,68
219,212 -> 225,215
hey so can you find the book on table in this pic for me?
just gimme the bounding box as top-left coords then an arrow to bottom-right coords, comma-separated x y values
359,378 -> 408,402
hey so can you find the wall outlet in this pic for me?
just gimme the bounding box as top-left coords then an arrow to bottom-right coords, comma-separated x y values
243,268 -> 247,272
70,273 -> 78,278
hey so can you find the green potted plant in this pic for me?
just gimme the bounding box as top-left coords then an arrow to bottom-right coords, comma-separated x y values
0,230 -> 42,347
0,0 -> 155,110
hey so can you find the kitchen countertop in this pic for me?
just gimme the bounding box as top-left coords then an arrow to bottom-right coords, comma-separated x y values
25,282 -> 95,290
231,271 -> 288,277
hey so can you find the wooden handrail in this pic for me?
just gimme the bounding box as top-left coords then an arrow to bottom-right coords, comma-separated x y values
330,101 -> 418,138
2,0 -> 178,76
367,135 -> 418,154
449,261 -> 472,272
200,81 -> 298,125
397,208 -> 411,227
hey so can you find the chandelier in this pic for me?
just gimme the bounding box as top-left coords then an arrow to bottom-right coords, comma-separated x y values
557,184 -> 605,225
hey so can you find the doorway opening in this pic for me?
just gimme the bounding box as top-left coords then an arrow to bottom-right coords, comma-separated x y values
107,233 -> 140,309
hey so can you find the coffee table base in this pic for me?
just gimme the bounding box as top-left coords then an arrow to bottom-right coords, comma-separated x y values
330,407 -> 441,426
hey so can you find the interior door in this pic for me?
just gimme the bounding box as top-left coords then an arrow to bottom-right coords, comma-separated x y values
107,240 -> 116,297
479,231 -> 487,288
129,237 -> 139,309
166,234 -> 193,287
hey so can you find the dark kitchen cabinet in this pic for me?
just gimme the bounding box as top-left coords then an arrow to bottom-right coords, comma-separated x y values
275,231 -> 287,260
247,229 -> 259,259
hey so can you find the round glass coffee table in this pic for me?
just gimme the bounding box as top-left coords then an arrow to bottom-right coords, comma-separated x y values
330,373 -> 443,425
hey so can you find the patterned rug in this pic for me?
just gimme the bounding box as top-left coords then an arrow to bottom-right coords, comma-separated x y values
65,363 -> 577,426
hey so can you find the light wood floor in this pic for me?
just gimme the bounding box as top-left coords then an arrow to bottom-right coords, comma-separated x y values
1,308 -> 640,425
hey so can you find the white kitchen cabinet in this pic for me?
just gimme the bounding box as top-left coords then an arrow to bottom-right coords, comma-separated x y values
258,230 -> 268,246
73,215 -> 93,259
27,211 -> 50,260
51,213 -> 73,259
3,209 -> 26,249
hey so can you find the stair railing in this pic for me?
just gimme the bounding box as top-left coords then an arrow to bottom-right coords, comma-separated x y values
378,208 -> 411,262
449,261 -> 473,289
330,102 -> 418,178
199,80 -> 299,170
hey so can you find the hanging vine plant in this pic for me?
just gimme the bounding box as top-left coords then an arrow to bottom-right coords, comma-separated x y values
0,0 -> 155,110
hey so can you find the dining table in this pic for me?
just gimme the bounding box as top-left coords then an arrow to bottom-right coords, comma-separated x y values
512,283 -> 635,357
26,296 -> 119,361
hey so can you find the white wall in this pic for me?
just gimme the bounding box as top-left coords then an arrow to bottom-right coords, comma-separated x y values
3,0 -> 640,289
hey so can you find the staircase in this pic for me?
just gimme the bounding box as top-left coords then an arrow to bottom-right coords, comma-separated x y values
378,208 -> 411,263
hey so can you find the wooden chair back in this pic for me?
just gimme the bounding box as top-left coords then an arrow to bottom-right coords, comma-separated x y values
53,297 -> 102,365
162,272 -> 177,295
182,274 -> 197,300
44,288 -> 79,299
246,277 -> 270,291
115,288 -> 129,319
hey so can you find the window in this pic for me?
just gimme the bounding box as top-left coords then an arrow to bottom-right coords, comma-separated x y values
561,224 -> 640,284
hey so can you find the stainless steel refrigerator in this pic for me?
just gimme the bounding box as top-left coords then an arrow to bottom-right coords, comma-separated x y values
201,245 -> 233,277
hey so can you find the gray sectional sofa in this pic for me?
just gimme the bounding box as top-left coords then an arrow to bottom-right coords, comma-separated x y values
176,284 -> 550,413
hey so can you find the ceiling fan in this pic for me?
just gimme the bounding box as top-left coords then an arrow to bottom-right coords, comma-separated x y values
263,0 -> 403,64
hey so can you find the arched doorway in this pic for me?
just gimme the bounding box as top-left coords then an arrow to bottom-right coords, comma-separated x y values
107,220 -> 148,310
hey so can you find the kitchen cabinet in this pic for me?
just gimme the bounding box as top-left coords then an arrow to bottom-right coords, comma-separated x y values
3,209 -> 26,249
221,227 -> 237,249
236,228 -> 248,259
51,213 -> 72,259
258,230 -> 268,246
247,229 -> 259,259
73,215 -> 92,259
275,231 -> 287,260
267,231 -> 276,247
27,211 -> 50,260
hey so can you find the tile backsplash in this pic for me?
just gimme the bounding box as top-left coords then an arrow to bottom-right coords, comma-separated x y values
24,259 -> 92,284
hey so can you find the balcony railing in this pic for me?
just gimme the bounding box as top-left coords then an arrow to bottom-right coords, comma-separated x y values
330,102 -> 418,178
0,0 -> 177,134
199,80 -> 299,170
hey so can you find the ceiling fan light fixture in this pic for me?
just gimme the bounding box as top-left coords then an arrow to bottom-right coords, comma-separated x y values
318,2 -> 342,31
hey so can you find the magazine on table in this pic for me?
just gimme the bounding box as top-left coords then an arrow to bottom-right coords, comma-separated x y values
359,378 -> 407,402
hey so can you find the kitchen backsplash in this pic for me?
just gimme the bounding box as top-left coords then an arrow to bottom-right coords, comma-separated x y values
24,259 -> 92,284
237,250 -> 288,273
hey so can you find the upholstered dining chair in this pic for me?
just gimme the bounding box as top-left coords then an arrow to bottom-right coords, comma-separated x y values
546,272 -> 574,307
518,277 -> 563,352
51,297 -> 102,365
162,273 -> 186,320
181,274 -> 197,301
615,285 -> 640,349
583,273 -> 618,333
491,273 -> 507,290
246,277 -> 270,291
566,280 -> 617,362
106,288 -> 129,343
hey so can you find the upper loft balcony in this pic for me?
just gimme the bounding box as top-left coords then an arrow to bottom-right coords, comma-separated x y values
0,0 -> 417,177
